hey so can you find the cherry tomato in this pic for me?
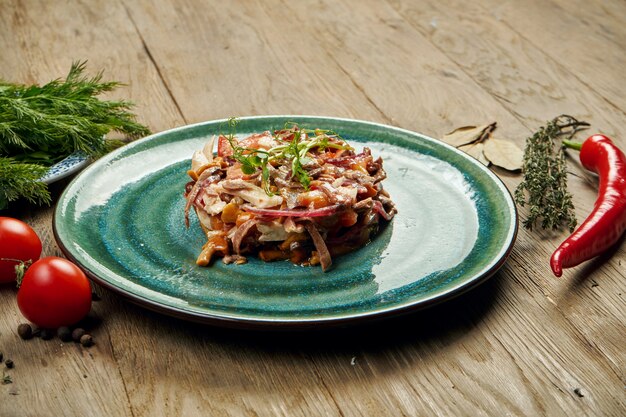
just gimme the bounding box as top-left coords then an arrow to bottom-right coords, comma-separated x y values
0,217 -> 42,283
17,256 -> 92,328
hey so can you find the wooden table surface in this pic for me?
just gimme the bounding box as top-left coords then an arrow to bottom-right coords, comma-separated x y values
1,0 -> 625,416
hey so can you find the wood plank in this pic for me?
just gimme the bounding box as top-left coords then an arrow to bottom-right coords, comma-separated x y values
270,0 -> 528,142
387,0 -> 626,139
103,305 -> 344,417
0,0 -> 182,415
477,0 -> 626,114
122,0 -> 528,142
120,0 -> 387,125
386,0 -> 626,383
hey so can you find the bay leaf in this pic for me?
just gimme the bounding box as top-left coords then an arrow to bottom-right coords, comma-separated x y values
442,123 -> 495,147
483,138 -> 523,171
458,142 -> 489,166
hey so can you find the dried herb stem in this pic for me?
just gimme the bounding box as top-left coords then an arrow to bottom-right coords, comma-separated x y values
514,115 -> 589,231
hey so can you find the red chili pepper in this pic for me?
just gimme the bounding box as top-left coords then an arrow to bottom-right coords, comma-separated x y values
550,134 -> 626,276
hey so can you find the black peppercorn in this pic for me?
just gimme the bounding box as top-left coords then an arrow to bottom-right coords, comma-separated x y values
72,328 -> 86,342
79,334 -> 94,347
17,323 -> 33,340
57,326 -> 72,342
5,359 -> 14,369
39,328 -> 54,340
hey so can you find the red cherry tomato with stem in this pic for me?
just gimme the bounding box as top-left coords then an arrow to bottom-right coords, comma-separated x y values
17,256 -> 92,328
0,217 -> 42,283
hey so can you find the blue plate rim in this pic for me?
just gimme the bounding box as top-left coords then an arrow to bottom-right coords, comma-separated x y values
40,151 -> 90,185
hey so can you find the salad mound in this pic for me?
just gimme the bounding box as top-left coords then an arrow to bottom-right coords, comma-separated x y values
184,124 -> 396,271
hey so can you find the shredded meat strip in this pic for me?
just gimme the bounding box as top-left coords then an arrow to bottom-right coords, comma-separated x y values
304,222 -> 332,272
232,219 -> 259,254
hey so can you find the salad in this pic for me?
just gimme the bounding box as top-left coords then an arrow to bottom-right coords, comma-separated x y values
184,122 -> 396,271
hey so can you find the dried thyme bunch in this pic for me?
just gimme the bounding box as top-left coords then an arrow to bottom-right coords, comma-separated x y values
515,115 -> 589,231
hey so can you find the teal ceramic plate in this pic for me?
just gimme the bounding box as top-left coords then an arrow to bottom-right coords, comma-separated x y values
54,116 -> 517,329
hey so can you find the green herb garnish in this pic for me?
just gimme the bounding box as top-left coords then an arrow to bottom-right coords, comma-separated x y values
222,119 -> 352,195
515,115 -> 589,231
0,158 -> 50,208
0,61 -> 150,209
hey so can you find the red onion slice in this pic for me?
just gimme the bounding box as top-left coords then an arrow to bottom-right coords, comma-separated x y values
184,169 -> 222,227
372,200 -> 394,221
241,204 -> 344,218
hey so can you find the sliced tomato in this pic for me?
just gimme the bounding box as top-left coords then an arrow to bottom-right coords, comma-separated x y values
217,135 -> 233,157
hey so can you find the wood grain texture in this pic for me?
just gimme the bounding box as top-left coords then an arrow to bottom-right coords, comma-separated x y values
1,0 -> 625,416
121,0 -> 387,124
388,0 -> 626,390
477,0 -> 626,114
0,0 -> 180,416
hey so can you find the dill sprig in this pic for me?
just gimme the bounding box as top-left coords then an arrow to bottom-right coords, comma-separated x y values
0,61 -> 150,162
0,157 -> 50,209
0,61 -> 150,209
514,115 -> 589,231
223,119 -> 352,194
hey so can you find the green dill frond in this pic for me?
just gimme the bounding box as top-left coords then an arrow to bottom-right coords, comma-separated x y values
0,61 -> 150,209
0,60 -> 150,165
0,157 -> 50,209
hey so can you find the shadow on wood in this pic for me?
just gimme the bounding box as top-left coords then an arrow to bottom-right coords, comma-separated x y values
101,268 -> 504,355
